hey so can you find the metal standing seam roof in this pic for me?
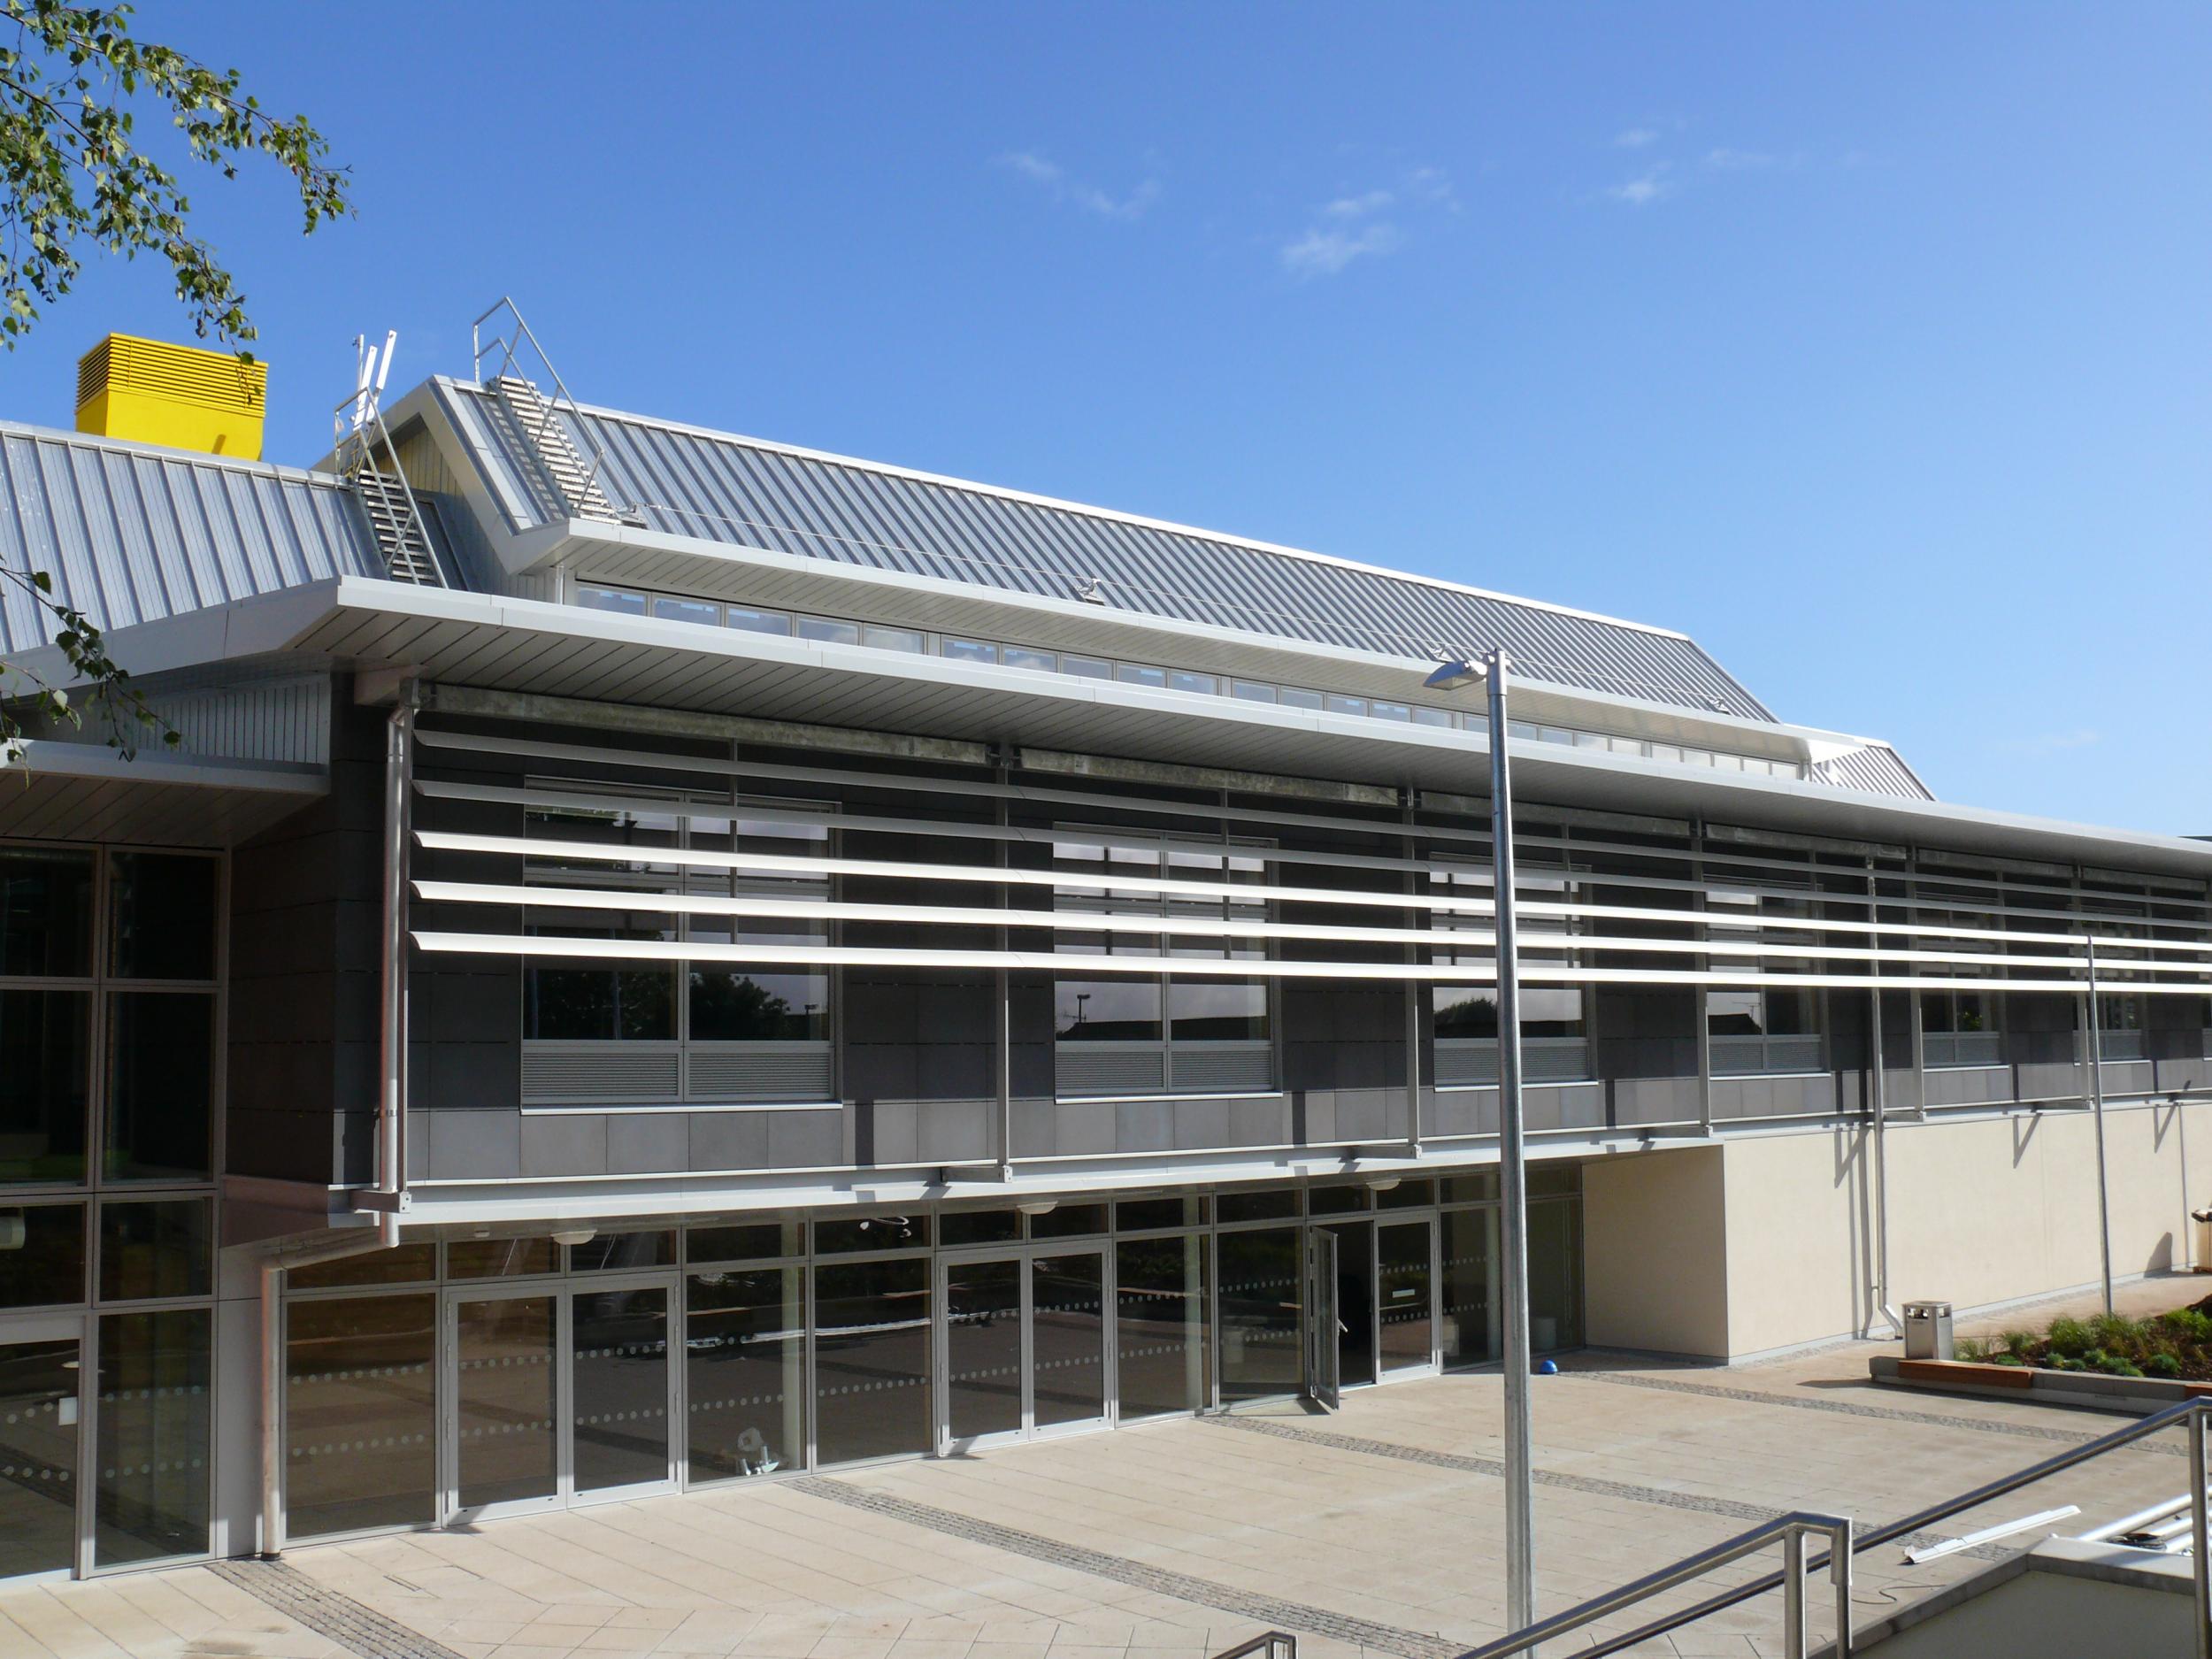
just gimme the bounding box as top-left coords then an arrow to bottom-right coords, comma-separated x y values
434,380 -> 1778,723
0,419 -> 383,655
1814,744 -> 1933,799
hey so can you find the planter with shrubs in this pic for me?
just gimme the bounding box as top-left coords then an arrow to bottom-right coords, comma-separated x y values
1870,1299 -> 2212,1413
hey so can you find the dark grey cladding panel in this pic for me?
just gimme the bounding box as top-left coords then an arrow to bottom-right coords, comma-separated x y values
443,383 -> 1771,720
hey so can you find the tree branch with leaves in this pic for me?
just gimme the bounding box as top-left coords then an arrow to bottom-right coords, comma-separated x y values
0,0 -> 350,764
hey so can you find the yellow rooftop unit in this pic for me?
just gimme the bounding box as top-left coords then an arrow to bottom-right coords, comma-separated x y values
75,333 -> 267,459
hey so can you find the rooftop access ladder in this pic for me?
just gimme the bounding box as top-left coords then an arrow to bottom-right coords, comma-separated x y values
472,297 -> 641,527
334,330 -> 448,588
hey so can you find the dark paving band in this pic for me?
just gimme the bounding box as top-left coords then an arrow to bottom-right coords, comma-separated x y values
792,1474 -> 1463,1659
208,1558 -> 468,1659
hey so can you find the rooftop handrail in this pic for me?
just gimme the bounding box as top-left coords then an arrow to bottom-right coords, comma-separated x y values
468,296 -> 619,512
1460,1512 -> 1852,1659
1208,1633 -> 1297,1659
329,387 -> 440,586
1468,1396 -> 2212,1659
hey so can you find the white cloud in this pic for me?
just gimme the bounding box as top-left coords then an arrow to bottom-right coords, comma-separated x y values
1279,165 -> 1450,278
995,151 -> 1161,220
1607,165 -> 1673,206
1281,222 -> 1403,278
1324,189 -> 1394,219
1615,127 -> 1659,149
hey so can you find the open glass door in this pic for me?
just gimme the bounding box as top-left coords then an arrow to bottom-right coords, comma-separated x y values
1302,1228 -> 1340,1409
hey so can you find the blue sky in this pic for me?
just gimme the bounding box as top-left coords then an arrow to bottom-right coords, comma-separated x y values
12,4 -> 2208,832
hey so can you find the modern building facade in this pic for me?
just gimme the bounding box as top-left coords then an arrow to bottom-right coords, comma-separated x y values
3,311 -> 2210,1582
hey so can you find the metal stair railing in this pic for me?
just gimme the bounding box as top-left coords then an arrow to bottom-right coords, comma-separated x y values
1209,1633 -> 1296,1659
1462,1513 -> 1852,1659
469,296 -> 631,523
1463,1395 -> 2212,1659
330,389 -> 446,588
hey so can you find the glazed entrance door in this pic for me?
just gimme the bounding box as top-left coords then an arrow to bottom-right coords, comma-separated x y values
941,1248 -> 1109,1448
1302,1227 -> 1340,1409
446,1286 -> 559,1522
1377,1219 -> 1438,1375
568,1277 -> 679,1502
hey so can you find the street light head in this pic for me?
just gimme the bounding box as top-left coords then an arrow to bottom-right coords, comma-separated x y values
1423,657 -> 1486,692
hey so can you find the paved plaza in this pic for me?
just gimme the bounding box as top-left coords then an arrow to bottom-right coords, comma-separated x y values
4,1280 -> 2200,1659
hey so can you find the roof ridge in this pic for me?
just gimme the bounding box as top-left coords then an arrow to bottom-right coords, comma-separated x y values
449,380 -> 1699,646
0,415 -> 349,488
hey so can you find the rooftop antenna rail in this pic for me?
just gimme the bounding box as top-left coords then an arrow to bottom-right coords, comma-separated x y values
469,296 -> 632,524
334,331 -> 446,588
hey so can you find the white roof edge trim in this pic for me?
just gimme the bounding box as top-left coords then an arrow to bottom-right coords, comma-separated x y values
70,574 -> 2196,866
543,519 -> 1845,751
429,376 -> 1697,645
0,415 -> 352,491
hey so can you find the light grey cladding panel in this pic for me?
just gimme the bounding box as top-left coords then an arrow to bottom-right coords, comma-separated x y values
0,421 -> 383,652
438,383 -> 1772,719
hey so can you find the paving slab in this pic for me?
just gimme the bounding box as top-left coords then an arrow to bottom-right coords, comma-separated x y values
1,1326 -> 2197,1659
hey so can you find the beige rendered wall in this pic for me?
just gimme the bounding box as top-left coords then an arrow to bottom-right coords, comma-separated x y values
1709,1099 -> 2212,1358
1582,1146 -> 1730,1357
1720,1126 -> 1871,1357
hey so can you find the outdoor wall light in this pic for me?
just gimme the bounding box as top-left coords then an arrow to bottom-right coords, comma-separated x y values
1016,1199 -> 1059,1217
1365,1175 -> 1402,1194
549,1227 -> 597,1247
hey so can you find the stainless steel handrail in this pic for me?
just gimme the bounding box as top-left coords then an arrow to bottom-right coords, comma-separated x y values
329,390 -> 442,587
1476,1396 -> 2212,1659
1461,1513 -> 1852,1659
468,295 -> 619,510
1209,1633 -> 1297,1659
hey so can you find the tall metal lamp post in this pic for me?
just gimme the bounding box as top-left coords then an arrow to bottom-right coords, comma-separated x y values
1423,647 -> 1536,1633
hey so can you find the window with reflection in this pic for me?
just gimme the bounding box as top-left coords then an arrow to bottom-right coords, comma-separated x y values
521,785 -> 833,1103
0,987 -> 91,1185
105,991 -> 215,1181
284,1293 -> 435,1537
1431,861 -> 1589,1087
0,848 -> 94,976
812,1257 -> 930,1464
95,1307 -> 211,1565
109,854 -> 218,980
1053,832 -> 1272,1098
687,1267 -> 803,1480
1704,885 -> 1826,1076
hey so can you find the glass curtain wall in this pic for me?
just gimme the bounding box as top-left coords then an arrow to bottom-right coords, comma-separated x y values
0,843 -> 222,1577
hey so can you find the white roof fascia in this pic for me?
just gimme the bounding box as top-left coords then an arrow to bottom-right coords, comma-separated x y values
514,518 -> 1857,763
41,579 -> 2211,876
0,741 -> 325,794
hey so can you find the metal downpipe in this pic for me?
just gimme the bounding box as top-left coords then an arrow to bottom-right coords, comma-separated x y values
373,695 -> 417,1246
2085,935 -> 2115,1317
1867,964 -> 1901,1339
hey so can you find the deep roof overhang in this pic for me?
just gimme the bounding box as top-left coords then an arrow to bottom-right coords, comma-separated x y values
20,577 -> 2211,879
0,741 -> 325,846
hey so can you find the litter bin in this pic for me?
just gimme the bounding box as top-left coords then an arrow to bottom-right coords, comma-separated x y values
1901,1301 -> 1955,1361
2193,1209 -> 2212,1272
